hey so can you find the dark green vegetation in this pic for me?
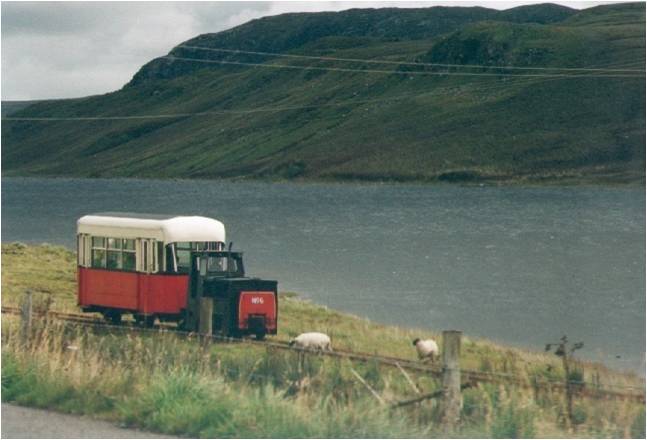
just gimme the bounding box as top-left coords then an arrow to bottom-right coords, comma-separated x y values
1,100 -> 44,117
2,243 -> 645,437
2,3 -> 645,183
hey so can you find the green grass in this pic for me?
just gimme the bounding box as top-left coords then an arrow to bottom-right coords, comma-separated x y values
1,242 -> 78,311
2,243 -> 642,389
1,243 -> 645,437
2,314 -> 644,438
2,3 -> 644,184
1,344 -> 430,438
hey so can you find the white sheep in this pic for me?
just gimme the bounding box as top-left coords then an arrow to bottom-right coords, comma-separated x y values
289,332 -> 332,351
413,338 -> 439,363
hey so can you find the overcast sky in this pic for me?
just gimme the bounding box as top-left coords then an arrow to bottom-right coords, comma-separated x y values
1,1 -> 620,100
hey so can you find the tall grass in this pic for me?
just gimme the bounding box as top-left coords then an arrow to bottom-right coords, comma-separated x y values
2,318 -> 431,438
2,316 -> 644,438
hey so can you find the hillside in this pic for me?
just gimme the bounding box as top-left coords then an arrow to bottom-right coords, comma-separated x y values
2,2 -> 645,183
1,100 -> 44,117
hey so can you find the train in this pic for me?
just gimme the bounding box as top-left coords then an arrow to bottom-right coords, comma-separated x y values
76,212 -> 278,338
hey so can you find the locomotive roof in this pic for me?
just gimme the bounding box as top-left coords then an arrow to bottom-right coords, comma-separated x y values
77,213 -> 225,244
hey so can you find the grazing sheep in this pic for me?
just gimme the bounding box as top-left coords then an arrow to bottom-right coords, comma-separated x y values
413,338 -> 439,363
289,332 -> 332,351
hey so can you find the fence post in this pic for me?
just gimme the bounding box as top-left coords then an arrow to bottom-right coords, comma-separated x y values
198,297 -> 213,336
561,351 -> 573,430
441,330 -> 462,432
20,290 -> 33,345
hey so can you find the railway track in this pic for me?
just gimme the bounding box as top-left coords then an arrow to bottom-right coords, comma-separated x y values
2,306 -> 644,403
1,306 -> 442,375
2,306 -> 101,324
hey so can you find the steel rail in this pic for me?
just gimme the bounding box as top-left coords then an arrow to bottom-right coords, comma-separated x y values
1,306 -> 442,373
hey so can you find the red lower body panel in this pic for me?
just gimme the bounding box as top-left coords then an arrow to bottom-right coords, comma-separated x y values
238,291 -> 277,332
78,267 -> 188,315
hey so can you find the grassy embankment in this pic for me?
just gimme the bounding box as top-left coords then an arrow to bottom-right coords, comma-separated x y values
2,243 -> 645,437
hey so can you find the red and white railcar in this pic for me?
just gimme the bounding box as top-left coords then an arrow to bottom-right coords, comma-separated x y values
76,212 -> 226,325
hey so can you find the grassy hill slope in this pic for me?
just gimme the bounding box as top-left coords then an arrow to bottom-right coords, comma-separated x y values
1,100 -> 46,117
2,3 -> 645,183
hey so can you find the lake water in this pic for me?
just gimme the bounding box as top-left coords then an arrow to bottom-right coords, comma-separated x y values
2,177 -> 645,374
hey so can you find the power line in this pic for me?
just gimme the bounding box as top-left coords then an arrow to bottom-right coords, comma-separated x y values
0,75 -> 552,122
3,59 -> 639,122
162,55 -> 645,79
178,45 -> 646,74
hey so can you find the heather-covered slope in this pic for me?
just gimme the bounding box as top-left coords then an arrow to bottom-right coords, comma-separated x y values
2,3 -> 644,183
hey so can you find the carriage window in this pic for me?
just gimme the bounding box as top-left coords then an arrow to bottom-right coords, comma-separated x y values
157,242 -> 164,272
91,237 -> 107,268
107,249 -> 122,269
106,237 -> 122,269
92,249 -> 106,268
123,250 -> 136,270
123,239 -> 136,271
91,237 -> 136,271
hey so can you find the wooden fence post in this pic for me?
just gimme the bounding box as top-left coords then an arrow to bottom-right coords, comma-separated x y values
441,330 -> 462,432
561,351 -> 573,430
20,290 -> 33,345
198,297 -> 213,336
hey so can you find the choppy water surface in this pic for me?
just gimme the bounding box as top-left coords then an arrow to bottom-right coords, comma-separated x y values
2,177 -> 644,374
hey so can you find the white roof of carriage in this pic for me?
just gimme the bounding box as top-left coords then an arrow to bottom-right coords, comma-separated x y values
77,212 -> 225,244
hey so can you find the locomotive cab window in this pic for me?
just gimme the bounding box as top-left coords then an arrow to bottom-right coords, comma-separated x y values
193,252 -> 244,277
166,241 -> 224,273
207,255 -> 242,276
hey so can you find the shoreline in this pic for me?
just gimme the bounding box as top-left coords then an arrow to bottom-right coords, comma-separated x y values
2,173 -> 645,188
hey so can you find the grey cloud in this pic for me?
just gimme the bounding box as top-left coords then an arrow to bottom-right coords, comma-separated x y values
1,2 -> 271,99
2,2 -> 131,35
1,2 -> 272,37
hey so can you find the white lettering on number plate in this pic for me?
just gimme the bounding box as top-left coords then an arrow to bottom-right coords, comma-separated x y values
251,297 -> 264,304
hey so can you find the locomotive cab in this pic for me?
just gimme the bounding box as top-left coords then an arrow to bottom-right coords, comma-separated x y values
185,250 -> 278,339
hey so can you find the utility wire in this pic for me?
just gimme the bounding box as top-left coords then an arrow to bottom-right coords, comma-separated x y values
162,55 -> 645,78
0,75 -> 552,122
3,59 -> 640,122
178,45 -> 646,74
